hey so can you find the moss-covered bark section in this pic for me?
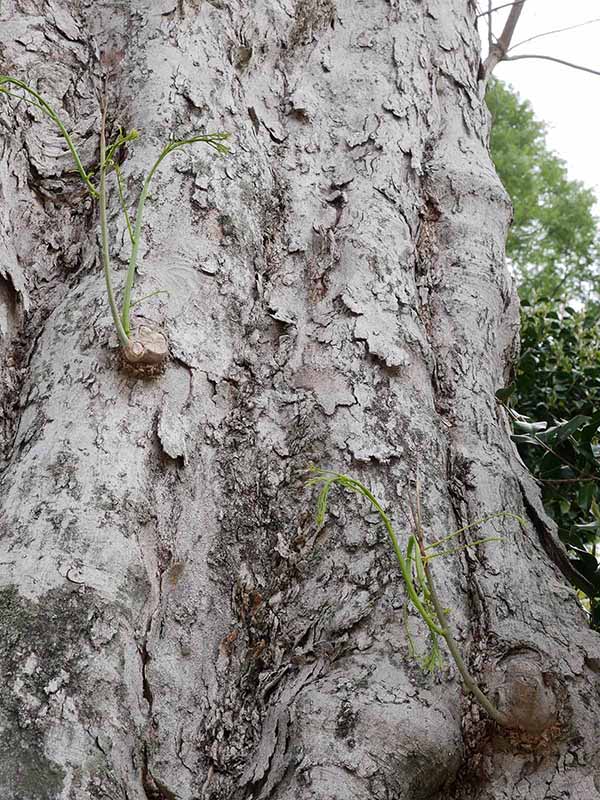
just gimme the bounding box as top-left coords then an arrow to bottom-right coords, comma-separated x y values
0,586 -> 90,798
0,583 -> 148,799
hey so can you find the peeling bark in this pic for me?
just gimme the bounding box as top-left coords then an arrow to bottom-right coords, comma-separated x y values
1,1 -> 599,799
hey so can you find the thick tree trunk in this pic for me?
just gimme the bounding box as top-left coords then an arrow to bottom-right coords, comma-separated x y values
1,1 -> 599,798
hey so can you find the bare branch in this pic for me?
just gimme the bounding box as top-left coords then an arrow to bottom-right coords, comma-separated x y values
482,0 -> 526,78
488,0 -> 493,54
503,53 -> 600,78
476,1 -> 527,18
509,17 -> 600,52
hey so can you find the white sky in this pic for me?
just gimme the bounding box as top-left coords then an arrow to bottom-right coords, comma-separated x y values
485,0 -> 600,198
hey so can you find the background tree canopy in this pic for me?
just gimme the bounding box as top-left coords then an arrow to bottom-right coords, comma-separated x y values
487,78 -> 600,301
487,79 -> 600,627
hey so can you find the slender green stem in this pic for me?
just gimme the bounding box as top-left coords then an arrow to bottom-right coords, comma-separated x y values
411,534 -> 429,595
120,133 -> 229,335
425,536 -> 503,561
403,602 -> 417,659
130,289 -> 170,308
121,166 -> 156,335
0,76 -> 98,198
99,101 -> 129,347
423,559 -> 510,727
411,486 -> 511,726
112,162 -> 135,245
425,512 -> 524,550
1,76 -> 229,351
105,127 -> 138,167
308,468 -> 517,728
0,90 -> 46,113
323,474 -> 445,636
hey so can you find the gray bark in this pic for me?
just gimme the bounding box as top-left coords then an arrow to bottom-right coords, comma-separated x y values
1,1 -> 599,799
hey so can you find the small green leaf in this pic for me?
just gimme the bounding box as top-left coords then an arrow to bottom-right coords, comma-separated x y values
538,415 -> 591,446
577,482 -> 595,512
574,521 -> 600,532
513,419 -> 547,433
559,499 -> 571,515
511,433 -> 543,446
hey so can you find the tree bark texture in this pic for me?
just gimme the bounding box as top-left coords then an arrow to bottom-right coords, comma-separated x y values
1,1 -> 599,799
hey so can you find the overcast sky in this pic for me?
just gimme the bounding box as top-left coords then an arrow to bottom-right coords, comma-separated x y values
484,0 -> 600,198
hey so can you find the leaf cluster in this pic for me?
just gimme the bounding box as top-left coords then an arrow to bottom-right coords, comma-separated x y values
488,80 -> 600,627
487,79 -> 600,301
502,301 -> 600,626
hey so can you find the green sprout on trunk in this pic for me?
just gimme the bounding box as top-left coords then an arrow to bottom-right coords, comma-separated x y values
307,467 -> 526,728
0,76 -> 229,374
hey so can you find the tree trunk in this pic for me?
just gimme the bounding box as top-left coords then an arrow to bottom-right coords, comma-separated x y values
1,1 -> 599,799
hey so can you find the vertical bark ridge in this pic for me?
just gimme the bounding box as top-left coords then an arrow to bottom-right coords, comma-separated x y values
414,4 -> 600,798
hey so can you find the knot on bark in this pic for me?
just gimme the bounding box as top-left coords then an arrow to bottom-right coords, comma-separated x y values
121,323 -> 169,377
489,647 -> 562,737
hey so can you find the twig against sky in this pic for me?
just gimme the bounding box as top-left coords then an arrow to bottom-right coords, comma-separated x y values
477,0 -> 527,19
509,17 -> 600,52
479,2 -> 600,88
503,53 -> 600,78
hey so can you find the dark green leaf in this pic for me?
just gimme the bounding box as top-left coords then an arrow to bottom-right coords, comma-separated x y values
538,415 -> 590,446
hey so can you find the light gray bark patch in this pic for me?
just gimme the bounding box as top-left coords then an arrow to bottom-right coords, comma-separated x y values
239,706 -> 281,787
240,660 -> 325,797
292,366 -> 355,415
354,314 -> 409,369
157,382 -> 190,463
256,707 -> 291,800
0,161 -> 30,320
47,0 -> 81,42
157,409 -> 188,462
284,661 -> 463,800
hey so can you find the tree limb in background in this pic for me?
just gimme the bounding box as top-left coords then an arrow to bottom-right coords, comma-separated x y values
479,2 -> 600,85
482,0 -> 526,83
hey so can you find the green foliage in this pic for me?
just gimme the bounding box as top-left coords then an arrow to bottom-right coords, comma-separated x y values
488,79 -> 600,628
0,76 -> 229,348
487,79 -> 600,301
517,300 -> 600,421
503,301 -> 600,627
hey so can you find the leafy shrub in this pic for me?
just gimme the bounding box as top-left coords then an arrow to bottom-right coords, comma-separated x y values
510,301 -> 600,626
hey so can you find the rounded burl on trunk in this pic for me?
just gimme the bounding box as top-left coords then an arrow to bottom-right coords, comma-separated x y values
120,322 -> 169,377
